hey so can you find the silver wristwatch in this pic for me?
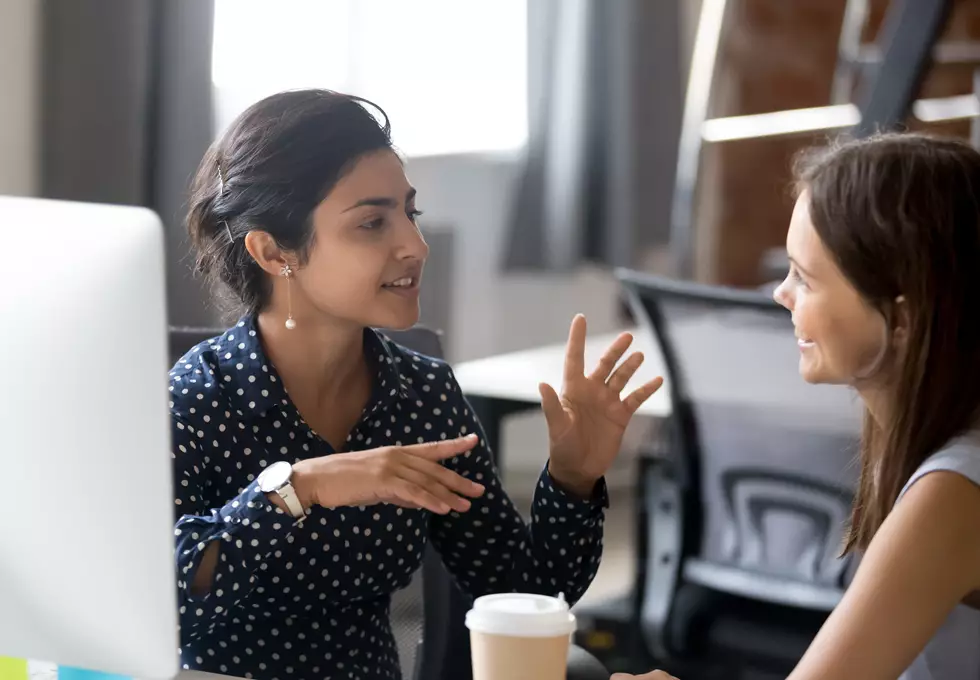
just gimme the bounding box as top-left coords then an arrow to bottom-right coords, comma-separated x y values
256,461 -> 306,519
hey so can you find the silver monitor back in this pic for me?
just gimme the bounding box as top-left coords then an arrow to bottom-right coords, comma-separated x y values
0,196 -> 178,679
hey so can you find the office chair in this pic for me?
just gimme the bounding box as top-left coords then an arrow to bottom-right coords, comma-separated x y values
614,271 -> 863,676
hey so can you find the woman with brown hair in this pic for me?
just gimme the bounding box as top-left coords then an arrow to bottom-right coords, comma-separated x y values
618,133 -> 980,680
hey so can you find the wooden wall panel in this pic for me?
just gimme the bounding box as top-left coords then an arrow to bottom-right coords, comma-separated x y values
694,0 -> 980,286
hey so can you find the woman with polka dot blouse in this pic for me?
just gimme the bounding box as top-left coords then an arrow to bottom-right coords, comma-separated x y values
171,89 -> 663,680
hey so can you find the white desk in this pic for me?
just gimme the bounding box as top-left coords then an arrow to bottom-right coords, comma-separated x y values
454,329 -> 671,417
453,321 -> 863,458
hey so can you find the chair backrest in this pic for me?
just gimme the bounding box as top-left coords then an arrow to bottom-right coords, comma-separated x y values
168,325 -> 457,680
616,271 -> 862,586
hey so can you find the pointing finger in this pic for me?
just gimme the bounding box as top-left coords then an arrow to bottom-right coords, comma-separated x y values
403,434 -> 479,461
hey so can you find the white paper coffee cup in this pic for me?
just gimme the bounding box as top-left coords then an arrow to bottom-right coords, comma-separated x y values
466,593 -> 577,680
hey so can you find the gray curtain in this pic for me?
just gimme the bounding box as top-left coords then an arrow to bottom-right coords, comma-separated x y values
503,0 -> 684,271
40,0 -> 216,326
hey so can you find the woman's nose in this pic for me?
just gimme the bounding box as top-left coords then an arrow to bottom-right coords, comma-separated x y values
773,278 -> 793,310
399,218 -> 429,261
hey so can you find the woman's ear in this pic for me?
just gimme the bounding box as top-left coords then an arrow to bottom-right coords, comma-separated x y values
244,230 -> 292,276
891,295 -> 910,346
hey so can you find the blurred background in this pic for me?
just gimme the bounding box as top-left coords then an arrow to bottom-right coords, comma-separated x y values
4,0 -> 979,352
3,1 -> 980,677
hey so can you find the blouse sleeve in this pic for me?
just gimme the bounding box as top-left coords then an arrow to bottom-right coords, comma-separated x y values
427,368 -> 606,605
171,415 -> 304,642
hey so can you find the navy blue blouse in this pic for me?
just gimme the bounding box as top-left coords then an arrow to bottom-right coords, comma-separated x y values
169,315 -> 607,680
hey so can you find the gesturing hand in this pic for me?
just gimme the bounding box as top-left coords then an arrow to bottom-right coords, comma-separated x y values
540,314 -> 664,497
290,435 -> 486,514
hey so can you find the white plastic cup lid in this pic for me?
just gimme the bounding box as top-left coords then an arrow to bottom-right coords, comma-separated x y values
465,592 -> 577,637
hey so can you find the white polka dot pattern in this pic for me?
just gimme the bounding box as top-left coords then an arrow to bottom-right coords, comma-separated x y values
169,316 -> 606,679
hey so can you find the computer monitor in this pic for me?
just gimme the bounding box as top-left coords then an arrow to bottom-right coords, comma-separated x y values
0,196 -> 179,679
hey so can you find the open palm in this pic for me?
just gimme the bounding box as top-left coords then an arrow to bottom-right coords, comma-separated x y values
539,314 -> 664,494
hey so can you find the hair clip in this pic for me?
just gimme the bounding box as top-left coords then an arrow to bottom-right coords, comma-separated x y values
217,164 -> 233,241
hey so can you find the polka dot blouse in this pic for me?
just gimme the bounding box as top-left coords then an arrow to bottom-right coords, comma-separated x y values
169,315 -> 607,680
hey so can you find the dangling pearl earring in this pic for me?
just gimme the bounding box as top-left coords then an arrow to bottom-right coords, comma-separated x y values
280,263 -> 296,330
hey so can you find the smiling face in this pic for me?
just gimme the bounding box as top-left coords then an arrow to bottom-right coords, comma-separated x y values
283,149 -> 429,331
773,192 -> 889,385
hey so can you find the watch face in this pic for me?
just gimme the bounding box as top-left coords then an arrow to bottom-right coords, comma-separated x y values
257,461 -> 291,492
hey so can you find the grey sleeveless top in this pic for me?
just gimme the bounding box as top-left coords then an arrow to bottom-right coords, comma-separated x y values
898,431 -> 980,680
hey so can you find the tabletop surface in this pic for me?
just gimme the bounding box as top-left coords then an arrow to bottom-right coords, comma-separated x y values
452,320 -> 862,431
453,328 -> 670,416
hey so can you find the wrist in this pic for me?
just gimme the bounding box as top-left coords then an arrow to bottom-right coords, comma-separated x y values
547,461 -> 598,499
289,459 -> 317,510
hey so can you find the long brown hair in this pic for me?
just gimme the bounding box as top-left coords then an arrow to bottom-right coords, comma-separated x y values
794,133 -> 980,552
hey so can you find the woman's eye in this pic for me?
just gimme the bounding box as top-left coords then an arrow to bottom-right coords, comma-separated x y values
408,209 -> 424,222
792,268 -> 808,288
360,217 -> 386,230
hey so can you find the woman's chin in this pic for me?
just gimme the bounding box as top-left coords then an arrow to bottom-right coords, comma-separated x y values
798,355 -> 826,385
799,361 -> 846,386
371,306 -> 421,332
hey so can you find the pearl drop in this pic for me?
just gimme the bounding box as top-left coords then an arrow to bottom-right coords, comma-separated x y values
285,318 -> 296,330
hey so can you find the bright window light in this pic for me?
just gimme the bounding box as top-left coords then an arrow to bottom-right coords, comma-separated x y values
700,105 -> 860,142
212,0 -> 528,157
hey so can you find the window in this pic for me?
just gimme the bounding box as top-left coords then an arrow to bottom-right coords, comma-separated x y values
212,0 -> 528,157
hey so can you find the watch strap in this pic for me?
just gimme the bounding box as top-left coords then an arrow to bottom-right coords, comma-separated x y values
275,481 -> 306,520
